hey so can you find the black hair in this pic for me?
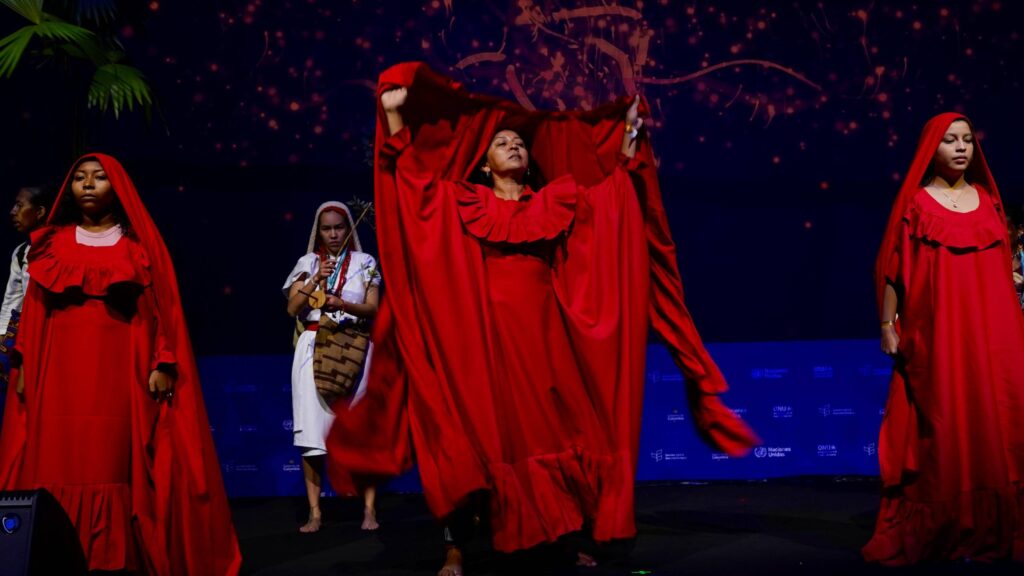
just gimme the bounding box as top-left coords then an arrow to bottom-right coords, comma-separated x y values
18,184 -> 56,213
467,128 -> 547,190
49,156 -> 134,236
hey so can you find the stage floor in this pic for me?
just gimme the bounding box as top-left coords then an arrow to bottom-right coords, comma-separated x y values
232,477 -> 1019,575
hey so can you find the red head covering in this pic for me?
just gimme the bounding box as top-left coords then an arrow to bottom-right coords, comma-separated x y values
50,155 -> 189,358
874,113 -> 1004,312
23,153 -> 241,574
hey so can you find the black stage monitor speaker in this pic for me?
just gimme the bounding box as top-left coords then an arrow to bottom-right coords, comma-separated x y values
0,489 -> 86,576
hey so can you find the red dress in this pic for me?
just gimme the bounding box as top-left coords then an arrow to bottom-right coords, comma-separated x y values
326,63 -> 758,552
0,154 -> 241,575
865,187 -> 1024,563
16,226 -> 157,570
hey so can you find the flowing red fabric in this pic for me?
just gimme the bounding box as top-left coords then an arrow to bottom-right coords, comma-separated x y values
326,62 -> 758,551
865,114 -> 1024,564
0,154 -> 241,575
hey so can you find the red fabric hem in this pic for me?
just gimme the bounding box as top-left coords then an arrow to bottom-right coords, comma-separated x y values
863,482 -> 1024,565
47,482 -> 138,572
487,446 -> 635,552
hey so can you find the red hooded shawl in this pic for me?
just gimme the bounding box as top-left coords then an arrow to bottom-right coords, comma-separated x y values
0,154 -> 241,575
327,62 -> 758,547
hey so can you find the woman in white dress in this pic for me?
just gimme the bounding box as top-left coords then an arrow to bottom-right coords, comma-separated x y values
283,201 -> 380,533
1,186 -> 52,386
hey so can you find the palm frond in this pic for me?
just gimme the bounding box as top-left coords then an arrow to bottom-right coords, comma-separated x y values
87,63 -> 153,118
33,19 -> 94,44
0,0 -> 43,24
0,26 -> 35,77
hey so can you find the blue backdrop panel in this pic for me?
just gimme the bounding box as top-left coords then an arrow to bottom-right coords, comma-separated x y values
199,339 -> 893,497
637,340 -> 891,482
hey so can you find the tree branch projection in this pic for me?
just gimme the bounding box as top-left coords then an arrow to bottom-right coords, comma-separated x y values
202,1 -> 999,166
444,1 -> 822,122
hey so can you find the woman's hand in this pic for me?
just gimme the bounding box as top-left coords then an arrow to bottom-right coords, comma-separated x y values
382,87 -> 408,136
881,325 -> 900,356
324,295 -> 345,312
316,258 -> 336,283
381,87 -> 408,112
149,369 -> 176,402
1013,271 -> 1023,290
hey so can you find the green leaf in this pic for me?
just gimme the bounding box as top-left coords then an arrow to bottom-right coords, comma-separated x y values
0,26 -> 35,78
32,20 -> 94,44
87,63 -> 153,118
0,0 -> 44,24
0,19 -> 96,77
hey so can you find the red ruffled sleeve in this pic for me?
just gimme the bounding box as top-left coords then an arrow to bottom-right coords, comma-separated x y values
27,226 -> 151,296
455,175 -> 577,244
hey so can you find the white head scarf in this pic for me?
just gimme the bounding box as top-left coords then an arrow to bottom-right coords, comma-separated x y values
307,201 -> 362,254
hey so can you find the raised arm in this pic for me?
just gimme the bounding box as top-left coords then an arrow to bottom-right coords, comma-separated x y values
381,87 -> 408,137
620,95 -> 644,159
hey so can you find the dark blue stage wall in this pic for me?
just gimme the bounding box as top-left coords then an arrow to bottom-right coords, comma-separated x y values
0,3 -> 1021,494
205,340 -> 891,498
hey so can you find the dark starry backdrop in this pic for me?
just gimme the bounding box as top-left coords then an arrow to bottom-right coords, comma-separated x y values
0,0 -> 1021,354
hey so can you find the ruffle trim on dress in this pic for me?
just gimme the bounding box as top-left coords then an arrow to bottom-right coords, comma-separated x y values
486,446 -> 634,552
904,191 -> 1006,250
27,226 -> 151,296
456,175 -> 577,244
863,482 -> 1024,565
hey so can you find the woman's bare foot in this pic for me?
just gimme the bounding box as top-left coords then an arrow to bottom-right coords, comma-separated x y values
437,545 -> 463,576
299,505 -> 322,533
576,551 -> 598,567
361,506 -> 380,530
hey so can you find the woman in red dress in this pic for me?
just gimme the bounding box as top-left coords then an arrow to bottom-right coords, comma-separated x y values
0,154 -> 241,574
325,63 -> 758,575
864,113 -> 1024,564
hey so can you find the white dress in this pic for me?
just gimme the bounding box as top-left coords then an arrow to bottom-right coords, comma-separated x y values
0,241 -> 30,332
283,251 -> 380,455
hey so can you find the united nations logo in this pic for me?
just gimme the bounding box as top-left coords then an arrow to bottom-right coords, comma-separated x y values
282,419 -> 294,431
754,447 -> 768,458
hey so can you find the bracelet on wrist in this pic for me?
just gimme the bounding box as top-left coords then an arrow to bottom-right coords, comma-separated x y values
624,121 -> 639,140
880,320 -> 895,328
